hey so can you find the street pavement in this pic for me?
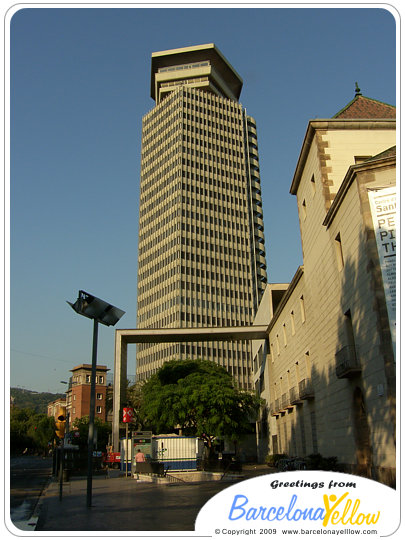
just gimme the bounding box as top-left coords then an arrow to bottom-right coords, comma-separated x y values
29,464 -> 271,533
9,456 -> 53,531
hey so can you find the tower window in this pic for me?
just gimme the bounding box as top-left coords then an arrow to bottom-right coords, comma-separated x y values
310,174 -> 316,195
302,199 -> 307,220
290,311 -> 296,335
300,295 -> 306,323
335,233 -> 344,271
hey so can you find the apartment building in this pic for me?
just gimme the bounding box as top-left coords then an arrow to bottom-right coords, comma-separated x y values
65,364 -> 109,424
47,397 -> 67,420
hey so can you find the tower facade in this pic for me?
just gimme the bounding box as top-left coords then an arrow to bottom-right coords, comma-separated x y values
65,364 -> 109,423
136,44 -> 267,388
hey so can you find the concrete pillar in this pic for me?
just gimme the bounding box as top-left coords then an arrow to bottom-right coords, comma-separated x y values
112,331 -> 127,451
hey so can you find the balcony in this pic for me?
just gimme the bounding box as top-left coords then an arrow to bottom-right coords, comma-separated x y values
281,393 -> 293,410
254,215 -> 264,229
298,378 -> 314,400
270,403 -> 279,416
289,386 -> 303,405
257,267 -> 267,281
335,345 -> 362,378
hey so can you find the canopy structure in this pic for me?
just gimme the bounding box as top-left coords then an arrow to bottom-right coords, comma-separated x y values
112,325 -> 268,450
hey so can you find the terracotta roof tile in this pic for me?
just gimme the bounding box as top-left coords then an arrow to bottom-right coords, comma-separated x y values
333,95 -> 396,119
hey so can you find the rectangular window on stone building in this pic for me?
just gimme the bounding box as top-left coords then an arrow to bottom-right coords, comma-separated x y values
310,174 -> 316,196
302,199 -> 307,220
344,309 -> 356,350
305,351 -> 311,378
310,411 -> 318,454
290,311 -> 296,335
270,342 -> 275,363
335,233 -> 344,271
300,295 -> 306,323
299,415 -> 307,456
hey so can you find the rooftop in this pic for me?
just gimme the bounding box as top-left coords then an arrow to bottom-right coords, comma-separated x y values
70,364 -> 109,372
150,43 -> 243,102
333,93 -> 396,119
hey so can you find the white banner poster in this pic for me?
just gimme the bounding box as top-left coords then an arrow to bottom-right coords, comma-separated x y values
368,187 -> 396,360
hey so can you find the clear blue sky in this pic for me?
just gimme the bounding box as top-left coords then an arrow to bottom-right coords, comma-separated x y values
9,6 -> 397,393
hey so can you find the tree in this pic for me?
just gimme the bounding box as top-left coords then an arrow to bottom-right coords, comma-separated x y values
10,407 -> 32,452
72,416 -> 111,451
105,379 -> 145,430
10,407 -> 55,454
124,381 -> 145,429
140,359 -> 261,456
28,414 -> 55,452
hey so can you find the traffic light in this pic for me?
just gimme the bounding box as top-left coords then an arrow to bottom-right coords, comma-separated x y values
55,406 -> 66,439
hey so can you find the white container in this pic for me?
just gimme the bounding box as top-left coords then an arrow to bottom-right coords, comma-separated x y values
152,435 -> 204,471
120,437 -> 132,471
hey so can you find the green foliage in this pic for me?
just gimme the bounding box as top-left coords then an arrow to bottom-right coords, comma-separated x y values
10,406 -> 55,453
11,388 -> 65,414
140,359 -> 261,447
265,453 -> 288,467
28,414 -> 56,449
72,416 -> 111,450
124,381 -> 145,429
105,379 -> 145,429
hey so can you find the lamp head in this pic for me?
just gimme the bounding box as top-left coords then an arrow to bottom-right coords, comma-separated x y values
67,290 -> 125,326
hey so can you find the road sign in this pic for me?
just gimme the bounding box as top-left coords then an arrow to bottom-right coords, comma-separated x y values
122,407 -> 134,423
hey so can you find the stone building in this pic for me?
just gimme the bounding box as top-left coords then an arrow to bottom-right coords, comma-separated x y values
47,397 -> 67,419
252,91 -> 396,486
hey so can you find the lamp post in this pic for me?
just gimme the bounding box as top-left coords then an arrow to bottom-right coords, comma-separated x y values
68,290 -> 125,508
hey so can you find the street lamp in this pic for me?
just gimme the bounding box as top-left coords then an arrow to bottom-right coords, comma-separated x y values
67,290 -> 125,507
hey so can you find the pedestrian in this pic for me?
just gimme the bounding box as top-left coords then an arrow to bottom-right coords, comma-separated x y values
135,448 -> 146,480
135,449 -> 146,463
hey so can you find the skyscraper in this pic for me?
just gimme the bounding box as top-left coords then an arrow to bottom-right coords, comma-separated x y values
136,44 -> 267,388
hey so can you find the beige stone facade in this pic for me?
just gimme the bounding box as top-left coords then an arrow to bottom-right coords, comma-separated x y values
47,397 -> 67,420
252,110 -> 396,485
136,44 -> 267,388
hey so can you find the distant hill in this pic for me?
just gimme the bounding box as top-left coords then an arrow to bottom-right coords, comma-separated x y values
10,388 -> 65,414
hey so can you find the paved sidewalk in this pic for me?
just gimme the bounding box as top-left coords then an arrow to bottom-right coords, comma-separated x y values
33,465 -> 271,533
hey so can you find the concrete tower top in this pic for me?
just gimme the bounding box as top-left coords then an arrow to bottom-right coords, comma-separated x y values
150,43 -> 243,103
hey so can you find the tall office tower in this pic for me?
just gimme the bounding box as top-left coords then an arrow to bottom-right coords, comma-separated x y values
136,44 -> 267,388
